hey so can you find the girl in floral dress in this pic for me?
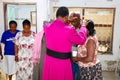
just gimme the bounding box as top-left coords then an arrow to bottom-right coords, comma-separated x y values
15,19 -> 36,80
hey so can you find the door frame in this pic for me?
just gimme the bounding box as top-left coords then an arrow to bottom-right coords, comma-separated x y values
3,2 -> 37,32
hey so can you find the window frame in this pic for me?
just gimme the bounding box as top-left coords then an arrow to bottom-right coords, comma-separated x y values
53,7 -> 116,54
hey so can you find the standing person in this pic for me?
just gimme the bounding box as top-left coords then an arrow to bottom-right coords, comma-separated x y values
32,20 -> 53,80
0,20 -> 19,80
42,6 -> 87,80
32,32 -> 46,80
14,19 -> 36,80
69,13 -> 81,80
75,20 -> 103,80
32,21 -> 53,80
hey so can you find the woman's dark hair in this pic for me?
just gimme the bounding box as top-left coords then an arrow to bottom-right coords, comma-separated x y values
22,19 -> 31,27
56,6 -> 69,18
86,20 -> 96,36
9,20 -> 17,26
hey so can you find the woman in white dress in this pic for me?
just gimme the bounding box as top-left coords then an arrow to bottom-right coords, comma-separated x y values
14,19 -> 36,80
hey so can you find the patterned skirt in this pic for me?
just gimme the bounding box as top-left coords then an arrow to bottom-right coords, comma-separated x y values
79,62 -> 103,80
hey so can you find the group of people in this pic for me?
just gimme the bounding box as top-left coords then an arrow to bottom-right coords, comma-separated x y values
0,6 -> 102,80
0,19 -> 35,80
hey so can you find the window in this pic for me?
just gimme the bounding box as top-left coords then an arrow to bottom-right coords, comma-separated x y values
84,8 -> 115,54
53,7 -> 115,54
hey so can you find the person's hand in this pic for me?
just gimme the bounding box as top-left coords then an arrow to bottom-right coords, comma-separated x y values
0,54 -> 3,60
72,57 -> 78,62
15,56 -> 19,62
81,19 -> 90,27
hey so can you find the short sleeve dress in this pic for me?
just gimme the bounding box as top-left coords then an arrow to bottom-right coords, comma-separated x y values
15,31 -> 36,80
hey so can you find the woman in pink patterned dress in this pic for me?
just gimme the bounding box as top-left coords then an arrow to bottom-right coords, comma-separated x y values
14,19 -> 36,80
42,6 -> 87,80
76,20 -> 103,80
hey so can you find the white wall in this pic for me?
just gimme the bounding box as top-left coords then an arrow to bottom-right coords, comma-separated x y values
0,2 -> 4,39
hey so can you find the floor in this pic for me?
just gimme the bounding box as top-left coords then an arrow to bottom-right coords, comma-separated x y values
0,70 -> 120,80
102,71 -> 120,80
